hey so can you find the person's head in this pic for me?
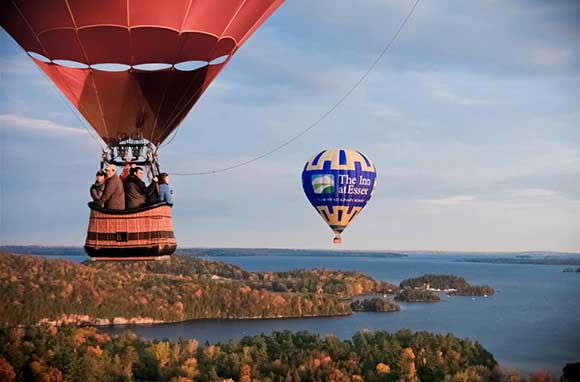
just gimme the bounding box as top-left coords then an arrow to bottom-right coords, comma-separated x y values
133,167 -> 144,180
105,164 -> 116,178
158,172 -> 170,185
95,170 -> 106,183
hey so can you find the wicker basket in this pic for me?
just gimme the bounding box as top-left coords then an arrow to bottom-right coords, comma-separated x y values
84,202 -> 176,261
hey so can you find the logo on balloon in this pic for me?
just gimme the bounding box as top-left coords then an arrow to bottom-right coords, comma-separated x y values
312,174 -> 334,194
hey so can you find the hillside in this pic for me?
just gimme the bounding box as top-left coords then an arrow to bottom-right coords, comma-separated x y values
0,252 -> 396,326
0,325 -> 497,382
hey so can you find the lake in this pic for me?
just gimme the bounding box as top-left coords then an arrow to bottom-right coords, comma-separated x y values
20,249 -> 580,374
101,252 -> 580,374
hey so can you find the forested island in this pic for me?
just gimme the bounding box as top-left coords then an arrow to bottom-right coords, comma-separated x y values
0,252 -> 397,326
399,275 -> 494,297
395,288 -> 440,303
350,297 -> 400,312
0,325 -> 498,382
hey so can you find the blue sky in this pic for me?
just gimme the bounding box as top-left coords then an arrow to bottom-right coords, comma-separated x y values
1,1 -> 579,251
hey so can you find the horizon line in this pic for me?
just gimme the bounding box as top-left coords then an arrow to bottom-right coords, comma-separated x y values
1,245 -> 579,256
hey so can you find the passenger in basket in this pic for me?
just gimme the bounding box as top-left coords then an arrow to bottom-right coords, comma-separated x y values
99,164 -> 125,210
90,170 -> 106,202
158,173 -> 174,204
120,159 -> 136,182
124,167 -> 158,210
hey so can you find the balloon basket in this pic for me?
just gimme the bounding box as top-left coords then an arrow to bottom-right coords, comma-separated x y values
84,202 -> 176,261
333,236 -> 342,244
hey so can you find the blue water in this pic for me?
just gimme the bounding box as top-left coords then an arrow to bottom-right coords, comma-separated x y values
21,250 -> 580,374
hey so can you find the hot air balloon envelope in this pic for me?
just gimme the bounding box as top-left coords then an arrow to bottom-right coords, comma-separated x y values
302,149 -> 377,243
0,0 -> 285,145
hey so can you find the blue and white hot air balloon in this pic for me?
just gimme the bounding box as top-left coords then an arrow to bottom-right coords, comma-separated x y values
302,149 -> 377,244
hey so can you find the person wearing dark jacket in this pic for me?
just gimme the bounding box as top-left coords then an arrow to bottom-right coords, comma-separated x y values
99,165 -> 125,210
124,167 -> 157,210
90,170 -> 106,202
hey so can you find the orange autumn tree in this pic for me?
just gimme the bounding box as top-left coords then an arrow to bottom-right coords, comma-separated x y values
399,348 -> 419,382
0,357 -> 16,382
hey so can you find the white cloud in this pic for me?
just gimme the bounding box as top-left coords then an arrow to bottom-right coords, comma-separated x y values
411,71 -> 495,107
431,88 -> 493,107
420,195 -> 477,206
512,188 -> 558,198
371,105 -> 403,119
208,79 -> 236,92
528,46 -> 574,68
0,114 -> 87,136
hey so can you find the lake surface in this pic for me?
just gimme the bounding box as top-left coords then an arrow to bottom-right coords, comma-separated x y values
19,249 -> 580,374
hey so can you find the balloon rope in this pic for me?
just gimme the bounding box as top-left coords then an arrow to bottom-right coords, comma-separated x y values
170,0 -> 421,176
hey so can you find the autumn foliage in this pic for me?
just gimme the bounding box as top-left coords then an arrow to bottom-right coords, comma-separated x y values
0,252 -> 396,326
0,326 -> 499,382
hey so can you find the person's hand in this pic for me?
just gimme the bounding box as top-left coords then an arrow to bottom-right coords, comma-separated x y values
153,176 -> 158,182
130,164 -> 136,169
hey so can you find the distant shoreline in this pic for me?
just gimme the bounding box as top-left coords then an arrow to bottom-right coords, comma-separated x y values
460,258 -> 580,266
1,245 -> 579,257
30,311 -> 356,329
0,245 -> 407,258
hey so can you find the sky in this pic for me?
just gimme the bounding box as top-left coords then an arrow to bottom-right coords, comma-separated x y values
1,0 -> 579,252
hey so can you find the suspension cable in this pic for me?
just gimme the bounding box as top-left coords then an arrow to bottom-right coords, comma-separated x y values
170,0 -> 421,176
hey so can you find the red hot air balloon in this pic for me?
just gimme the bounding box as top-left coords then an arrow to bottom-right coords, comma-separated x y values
1,0 -> 284,147
1,0 -> 285,260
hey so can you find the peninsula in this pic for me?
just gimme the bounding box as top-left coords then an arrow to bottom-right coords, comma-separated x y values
0,252 -> 397,326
